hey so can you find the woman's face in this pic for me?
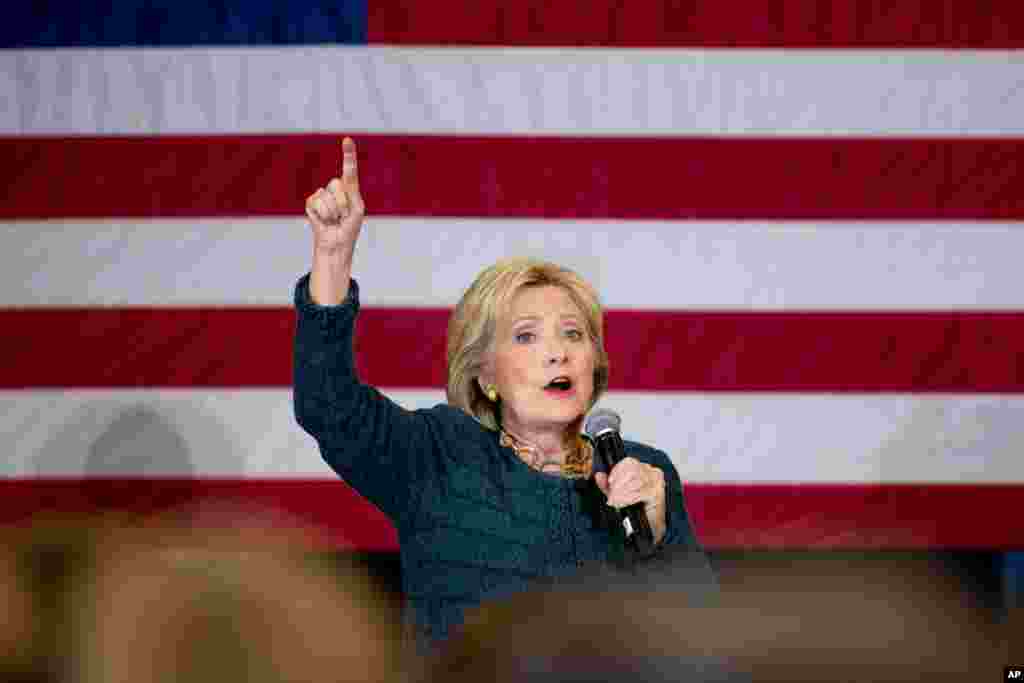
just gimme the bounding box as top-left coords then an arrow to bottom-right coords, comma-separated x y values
483,285 -> 596,436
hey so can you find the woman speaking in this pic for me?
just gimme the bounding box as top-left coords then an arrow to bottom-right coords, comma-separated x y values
293,138 -> 711,646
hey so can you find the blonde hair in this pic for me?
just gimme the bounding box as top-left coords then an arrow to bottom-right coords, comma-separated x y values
446,258 -> 609,431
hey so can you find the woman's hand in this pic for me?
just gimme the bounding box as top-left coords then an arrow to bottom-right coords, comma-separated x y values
307,137 -> 366,305
595,458 -> 667,545
306,137 -> 366,255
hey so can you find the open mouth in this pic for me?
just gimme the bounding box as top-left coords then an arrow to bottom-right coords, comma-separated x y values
545,376 -> 573,392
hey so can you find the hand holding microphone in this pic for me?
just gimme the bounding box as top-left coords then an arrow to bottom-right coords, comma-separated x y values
586,409 -> 665,557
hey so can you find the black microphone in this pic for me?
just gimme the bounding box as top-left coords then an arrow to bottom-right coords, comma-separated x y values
584,408 -> 654,557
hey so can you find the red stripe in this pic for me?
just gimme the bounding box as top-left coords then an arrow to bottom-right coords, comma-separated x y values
687,483 -> 1024,550
369,0 -> 1024,48
2,308 -> 1024,391
0,477 -> 397,551
4,135 -> 1023,221
1,479 -> 1020,550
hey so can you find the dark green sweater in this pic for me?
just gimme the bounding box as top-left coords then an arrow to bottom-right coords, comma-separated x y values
292,273 -> 712,643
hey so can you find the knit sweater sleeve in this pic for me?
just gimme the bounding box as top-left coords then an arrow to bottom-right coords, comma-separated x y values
292,273 -> 430,524
631,445 -> 719,593
624,444 -> 704,554
655,450 -> 701,552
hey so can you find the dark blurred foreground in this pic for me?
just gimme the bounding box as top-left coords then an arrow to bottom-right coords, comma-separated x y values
1,509 -> 1019,683
439,548 -> 1017,683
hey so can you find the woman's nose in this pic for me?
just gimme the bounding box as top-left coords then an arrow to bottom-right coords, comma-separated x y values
545,339 -> 568,364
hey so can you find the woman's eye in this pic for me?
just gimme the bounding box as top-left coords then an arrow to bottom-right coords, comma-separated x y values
566,329 -> 583,340
514,331 -> 535,343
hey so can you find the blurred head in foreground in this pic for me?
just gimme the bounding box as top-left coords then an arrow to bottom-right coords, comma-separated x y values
433,555 -> 1014,683
0,544 -> 35,678
65,515 -> 404,683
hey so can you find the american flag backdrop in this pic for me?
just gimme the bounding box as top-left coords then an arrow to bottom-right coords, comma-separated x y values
2,1 -> 1024,555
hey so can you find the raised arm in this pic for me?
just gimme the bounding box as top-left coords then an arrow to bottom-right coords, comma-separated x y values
294,138 -> 430,524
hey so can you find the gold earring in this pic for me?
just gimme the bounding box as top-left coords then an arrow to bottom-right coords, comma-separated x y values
485,384 -> 498,402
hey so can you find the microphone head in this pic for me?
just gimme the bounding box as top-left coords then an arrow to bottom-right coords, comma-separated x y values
584,408 -> 621,439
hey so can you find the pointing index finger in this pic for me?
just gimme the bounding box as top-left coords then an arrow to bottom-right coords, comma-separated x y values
341,137 -> 359,190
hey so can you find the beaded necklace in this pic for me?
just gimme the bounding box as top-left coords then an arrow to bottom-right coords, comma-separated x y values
499,429 -> 593,479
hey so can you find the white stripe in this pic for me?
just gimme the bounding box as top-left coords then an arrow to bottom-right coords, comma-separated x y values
3,47 -> 1022,136
4,218 -> 1024,310
4,390 -> 1022,483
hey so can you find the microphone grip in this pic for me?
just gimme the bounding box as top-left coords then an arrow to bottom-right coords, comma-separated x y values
591,430 -> 655,555
622,501 -> 654,556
